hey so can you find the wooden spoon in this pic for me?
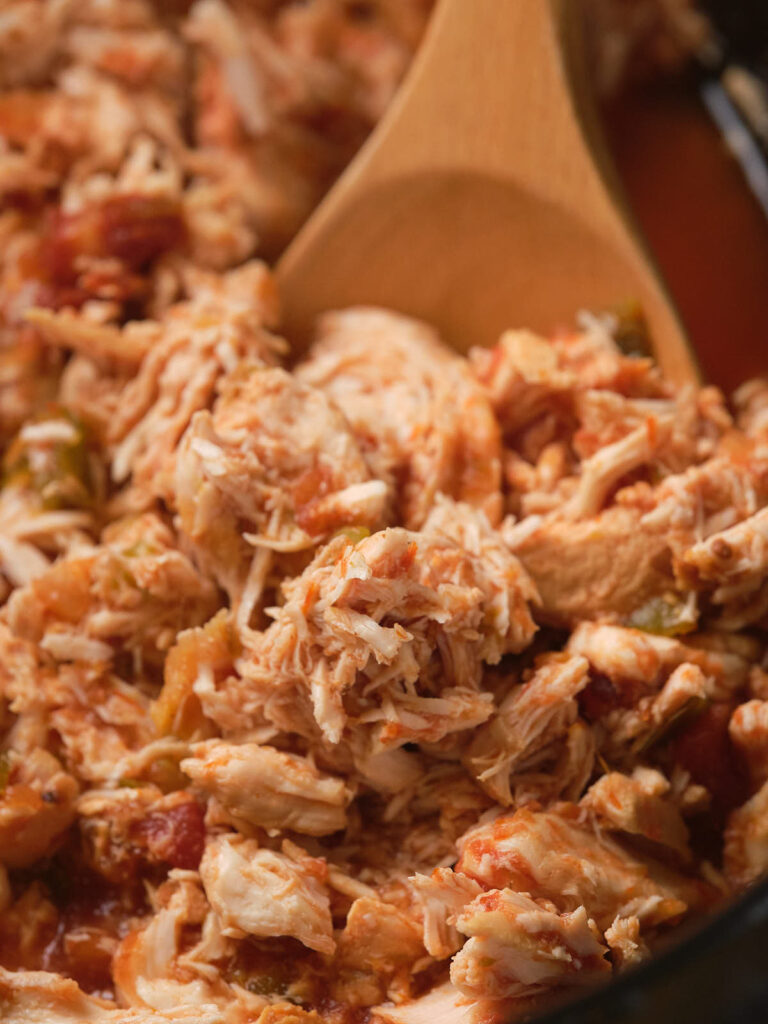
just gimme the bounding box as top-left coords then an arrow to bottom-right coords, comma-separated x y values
277,0 -> 699,385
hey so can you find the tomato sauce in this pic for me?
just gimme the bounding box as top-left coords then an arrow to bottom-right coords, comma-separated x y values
0,849 -> 149,998
603,77 -> 768,393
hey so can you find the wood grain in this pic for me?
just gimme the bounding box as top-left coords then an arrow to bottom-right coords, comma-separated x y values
277,0 -> 699,385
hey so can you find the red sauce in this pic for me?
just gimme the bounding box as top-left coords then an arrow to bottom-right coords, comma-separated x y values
603,77 -> 768,392
0,852 -> 148,997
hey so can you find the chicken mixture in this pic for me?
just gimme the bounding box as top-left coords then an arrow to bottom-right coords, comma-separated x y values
1,1 -> 764,1023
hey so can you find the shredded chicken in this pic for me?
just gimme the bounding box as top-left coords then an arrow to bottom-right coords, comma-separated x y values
199,834 -> 335,954
505,505 -> 675,625
0,4 -> 763,1022
451,888 -> 609,999
730,700 -> 768,786
567,622 -> 750,697
0,967 -> 224,1024
373,981 -> 512,1024
581,769 -> 691,860
113,870 -> 266,1021
0,748 -> 78,868
176,363 -> 387,620
212,510 -> 536,750
4,513 -> 218,670
604,916 -> 649,971
410,868 -> 483,959
334,897 -> 425,1004
456,806 -> 710,931
725,780 -> 768,887
297,309 -> 503,528
105,264 -> 284,507
182,741 -> 351,836
464,654 -> 591,805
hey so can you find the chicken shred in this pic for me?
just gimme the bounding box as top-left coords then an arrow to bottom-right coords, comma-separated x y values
451,888 -> 609,999
0,3 -> 764,1022
182,741 -> 351,836
464,654 -> 591,805
297,309 -> 503,529
199,834 -> 335,954
456,805 -> 710,931
0,967 -> 225,1024
176,363 -> 387,620
214,509 -> 537,751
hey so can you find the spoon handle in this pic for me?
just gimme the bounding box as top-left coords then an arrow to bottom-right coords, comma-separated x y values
352,0 -> 696,382
278,0 -> 698,385
358,1 -> 609,201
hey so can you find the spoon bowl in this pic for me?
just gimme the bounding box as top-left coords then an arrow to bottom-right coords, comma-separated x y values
279,167 -> 685,357
277,0 -> 699,384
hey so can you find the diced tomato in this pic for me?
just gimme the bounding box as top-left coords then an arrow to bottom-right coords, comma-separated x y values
42,194 -> 186,284
99,195 -> 187,269
136,798 -> 206,871
578,673 -> 644,721
669,702 -> 749,819
41,207 -> 101,286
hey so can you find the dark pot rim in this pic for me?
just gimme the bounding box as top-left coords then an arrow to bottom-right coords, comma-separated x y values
530,874 -> 768,1024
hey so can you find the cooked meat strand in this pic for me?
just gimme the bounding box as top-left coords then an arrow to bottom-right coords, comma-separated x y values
0,4 -> 764,1018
